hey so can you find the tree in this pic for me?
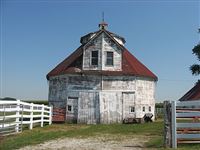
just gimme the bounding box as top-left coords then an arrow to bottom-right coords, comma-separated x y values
190,41 -> 200,76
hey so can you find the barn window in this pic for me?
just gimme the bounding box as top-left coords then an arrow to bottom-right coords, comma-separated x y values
130,106 -> 135,113
91,51 -> 98,66
67,105 -> 72,112
142,106 -> 145,112
106,51 -> 113,66
149,106 -> 151,112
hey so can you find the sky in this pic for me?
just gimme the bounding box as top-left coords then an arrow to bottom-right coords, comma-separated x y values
0,0 -> 200,101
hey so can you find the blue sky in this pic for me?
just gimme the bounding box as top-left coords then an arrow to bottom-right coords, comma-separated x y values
0,0 -> 199,101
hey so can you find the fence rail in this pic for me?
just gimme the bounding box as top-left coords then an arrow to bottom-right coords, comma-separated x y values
0,100 -> 52,136
164,100 -> 200,148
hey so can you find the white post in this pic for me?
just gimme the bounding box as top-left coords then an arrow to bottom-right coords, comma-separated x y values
49,105 -> 53,125
15,100 -> 20,132
41,104 -> 44,127
171,101 -> 177,149
29,103 -> 33,130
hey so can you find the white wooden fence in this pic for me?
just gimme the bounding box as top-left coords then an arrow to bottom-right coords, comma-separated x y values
0,100 -> 52,135
171,100 -> 200,148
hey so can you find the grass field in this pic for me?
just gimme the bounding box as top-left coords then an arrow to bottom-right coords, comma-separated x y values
0,120 -> 200,150
22,100 -> 48,105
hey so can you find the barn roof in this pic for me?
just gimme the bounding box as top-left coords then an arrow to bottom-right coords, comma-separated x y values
179,81 -> 200,101
47,29 -> 157,80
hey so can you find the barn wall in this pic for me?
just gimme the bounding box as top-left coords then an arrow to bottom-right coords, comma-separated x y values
48,74 -> 156,123
122,92 -> 136,119
78,92 -> 100,124
135,77 -> 156,119
99,91 -> 122,124
48,76 -> 68,108
48,75 -> 101,108
102,76 -> 135,91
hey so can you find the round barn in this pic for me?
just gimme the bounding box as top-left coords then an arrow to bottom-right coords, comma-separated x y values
46,22 -> 158,124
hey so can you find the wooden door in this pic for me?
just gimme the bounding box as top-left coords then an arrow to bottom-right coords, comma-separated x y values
122,92 -> 135,121
66,97 -> 78,123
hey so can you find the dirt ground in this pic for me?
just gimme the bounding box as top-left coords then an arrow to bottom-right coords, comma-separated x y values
20,135 -> 149,150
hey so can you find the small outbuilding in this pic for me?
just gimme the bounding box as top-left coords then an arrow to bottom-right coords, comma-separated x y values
179,81 -> 200,102
47,22 -> 158,124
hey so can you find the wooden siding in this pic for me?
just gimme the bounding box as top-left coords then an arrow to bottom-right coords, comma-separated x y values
48,74 -> 156,124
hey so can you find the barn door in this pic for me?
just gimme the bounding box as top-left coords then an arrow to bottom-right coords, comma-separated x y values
66,97 -> 78,123
122,92 -> 135,121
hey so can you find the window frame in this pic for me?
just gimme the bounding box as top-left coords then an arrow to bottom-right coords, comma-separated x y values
106,51 -> 114,66
129,106 -> 135,113
149,106 -> 151,112
142,106 -> 145,112
91,50 -> 98,66
67,105 -> 72,112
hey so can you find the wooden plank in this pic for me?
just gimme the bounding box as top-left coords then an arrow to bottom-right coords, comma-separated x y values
178,140 -> 200,144
177,123 -> 200,128
177,101 -> 200,107
22,121 -> 31,124
171,101 -> 177,148
32,120 -> 41,123
177,134 -> 200,139
43,110 -> 50,114
177,108 -> 200,112
22,115 -> 31,118
163,101 -> 172,148
0,101 -> 18,105
32,115 -> 42,118
0,114 -> 21,120
177,130 -> 200,134
176,112 -> 200,118
0,108 -> 18,112
43,119 -> 50,122
43,115 -> 50,118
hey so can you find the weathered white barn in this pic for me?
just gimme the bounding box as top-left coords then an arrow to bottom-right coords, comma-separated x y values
47,22 -> 158,124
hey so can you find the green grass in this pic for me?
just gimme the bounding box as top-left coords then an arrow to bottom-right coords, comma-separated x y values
0,120 -> 200,150
22,100 -> 48,105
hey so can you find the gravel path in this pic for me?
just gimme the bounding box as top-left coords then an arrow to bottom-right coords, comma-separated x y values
20,135 -> 149,150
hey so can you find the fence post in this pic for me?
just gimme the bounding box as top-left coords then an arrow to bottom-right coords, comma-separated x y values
20,105 -> 24,132
49,105 -> 53,125
29,103 -> 33,130
163,101 -> 171,148
171,101 -> 177,149
41,104 -> 44,127
15,100 -> 20,132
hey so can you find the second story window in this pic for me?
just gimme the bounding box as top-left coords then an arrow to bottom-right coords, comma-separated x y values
91,51 -> 98,66
106,51 -> 113,66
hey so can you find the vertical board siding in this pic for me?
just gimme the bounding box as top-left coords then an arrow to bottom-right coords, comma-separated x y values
49,74 -> 156,124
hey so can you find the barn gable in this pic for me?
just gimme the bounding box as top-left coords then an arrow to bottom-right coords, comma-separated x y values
179,81 -> 200,101
83,31 -> 122,71
47,28 -> 157,80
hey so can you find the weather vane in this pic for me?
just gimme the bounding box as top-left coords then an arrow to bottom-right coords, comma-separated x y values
102,12 -> 104,22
